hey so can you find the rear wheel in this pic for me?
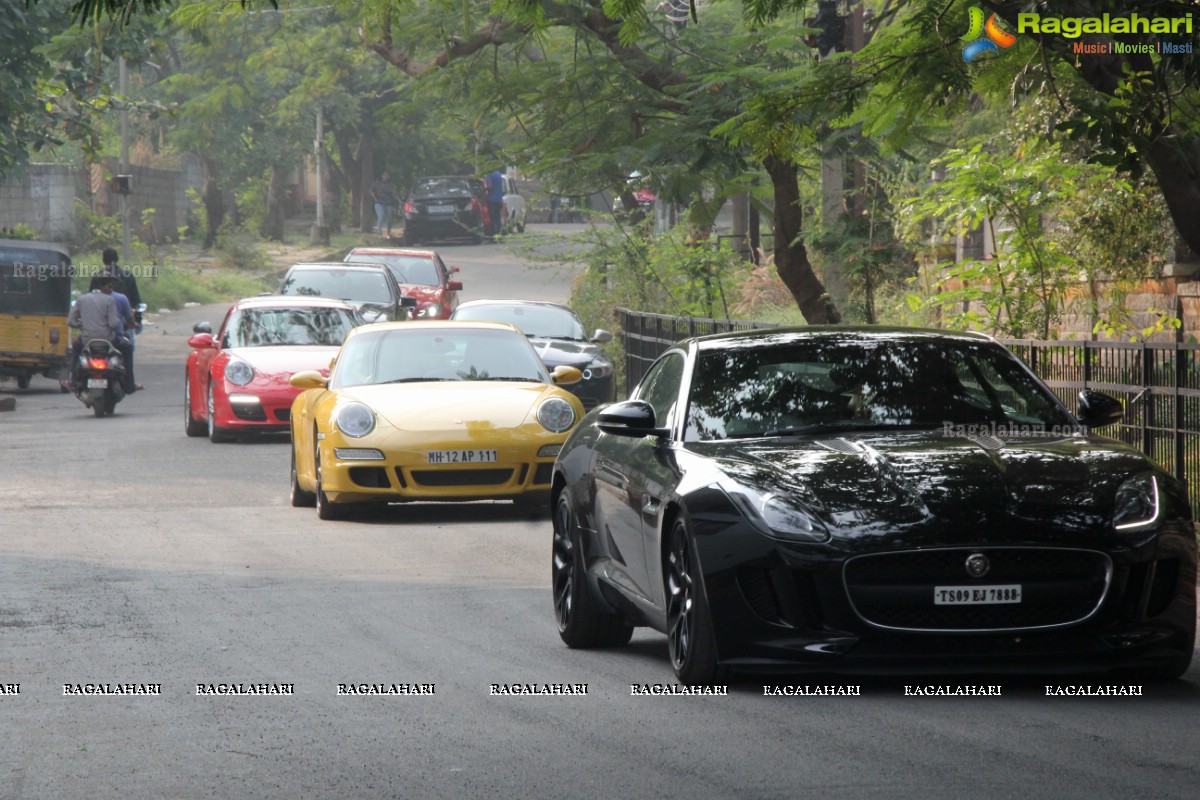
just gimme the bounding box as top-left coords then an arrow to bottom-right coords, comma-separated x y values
290,445 -> 316,508
89,387 -> 106,417
184,373 -> 206,436
552,490 -> 633,648
104,391 -> 117,415
666,516 -> 727,685
16,375 -> 30,389
207,386 -> 235,443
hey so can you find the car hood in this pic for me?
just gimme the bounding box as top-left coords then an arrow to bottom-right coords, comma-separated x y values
228,346 -> 339,380
528,337 -> 602,369
695,430 -> 1153,542
397,284 -> 443,305
338,382 -> 556,431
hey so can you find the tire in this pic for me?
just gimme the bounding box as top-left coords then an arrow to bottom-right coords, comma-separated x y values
89,387 -> 106,417
207,386 -> 235,443
665,516 -> 727,685
314,448 -> 345,521
16,375 -> 30,389
553,490 -> 634,648
104,391 -> 118,415
184,373 -> 206,437
290,445 -> 316,508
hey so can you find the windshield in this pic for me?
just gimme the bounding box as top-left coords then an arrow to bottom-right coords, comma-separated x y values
685,335 -> 1075,441
331,327 -> 549,389
412,178 -> 472,198
221,306 -> 359,348
0,243 -> 72,315
345,253 -> 441,286
452,304 -> 585,340
280,269 -> 391,305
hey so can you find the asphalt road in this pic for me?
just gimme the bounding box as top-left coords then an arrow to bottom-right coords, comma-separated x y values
1,236 -> 1198,799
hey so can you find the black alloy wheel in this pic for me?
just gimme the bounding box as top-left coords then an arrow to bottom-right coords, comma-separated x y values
552,490 -> 633,648
665,517 -> 725,685
184,373 -> 206,436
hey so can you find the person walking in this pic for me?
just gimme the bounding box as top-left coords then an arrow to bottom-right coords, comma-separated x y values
371,171 -> 400,238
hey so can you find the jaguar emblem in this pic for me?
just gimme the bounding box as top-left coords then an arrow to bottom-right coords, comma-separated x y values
965,553 -> 990,579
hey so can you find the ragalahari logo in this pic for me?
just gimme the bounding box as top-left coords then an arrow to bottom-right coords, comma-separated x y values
962,7 -> 1017,62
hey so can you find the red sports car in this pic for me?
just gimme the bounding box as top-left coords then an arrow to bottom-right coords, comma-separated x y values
184,295 -> 363,442
344,247 -> 463,320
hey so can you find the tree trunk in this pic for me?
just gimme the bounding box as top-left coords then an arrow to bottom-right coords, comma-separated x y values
358,128 -> 375,235
201,157 -> 224,250
260,164 -> 286,241
764,155 -> 841,324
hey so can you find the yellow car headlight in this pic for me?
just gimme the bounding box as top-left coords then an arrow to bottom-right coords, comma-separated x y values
537,397 -> 576,433
335,402 -> 376,438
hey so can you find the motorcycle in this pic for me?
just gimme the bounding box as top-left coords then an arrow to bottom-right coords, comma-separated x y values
72,338 -> 126,417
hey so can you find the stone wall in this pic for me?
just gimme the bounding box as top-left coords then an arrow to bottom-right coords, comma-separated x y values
94,156 -> 206,243
0,165 -> 81,240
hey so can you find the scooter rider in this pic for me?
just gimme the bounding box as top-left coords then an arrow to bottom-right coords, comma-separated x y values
66,276 -> 122,387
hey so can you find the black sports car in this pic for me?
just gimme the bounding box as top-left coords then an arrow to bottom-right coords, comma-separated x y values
402,176 -> 484,245
450,299 -> 617,410
551,327 -> 1197,684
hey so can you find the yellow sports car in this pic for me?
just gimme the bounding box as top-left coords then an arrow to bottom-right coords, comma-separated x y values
288,320 -> 584,520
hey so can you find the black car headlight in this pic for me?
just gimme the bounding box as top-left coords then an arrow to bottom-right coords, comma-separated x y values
537,397 -> 576,433
225,359 -> 254,386
583,361 -> 614,381
1113,473 -> 1160,532
415,303 -> 442,319
335,402 -> 376,438
730,489 -> 830,543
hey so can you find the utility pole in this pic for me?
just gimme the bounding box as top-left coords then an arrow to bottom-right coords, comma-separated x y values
310,108 -> 329,245
119,56 -> 131,264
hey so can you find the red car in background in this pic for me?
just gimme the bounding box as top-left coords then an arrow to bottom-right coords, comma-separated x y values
344,247 -> 463,320
184,295 -> 362,442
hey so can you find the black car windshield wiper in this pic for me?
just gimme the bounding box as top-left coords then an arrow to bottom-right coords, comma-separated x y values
471,376 -> 539,382
730,420 -> 939,439
381,377 -> 456,383
539,335 -> 584,341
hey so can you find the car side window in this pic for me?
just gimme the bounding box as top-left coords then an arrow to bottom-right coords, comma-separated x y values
635,352 -> 685,429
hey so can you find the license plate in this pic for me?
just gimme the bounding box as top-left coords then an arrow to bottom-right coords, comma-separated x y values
86,378 -> 108,389
934,585 -> 1022,605
426,449 -> 498,465
426,204 -> 454,214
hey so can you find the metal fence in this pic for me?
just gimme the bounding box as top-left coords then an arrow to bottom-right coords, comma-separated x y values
616,308 -> 1200,517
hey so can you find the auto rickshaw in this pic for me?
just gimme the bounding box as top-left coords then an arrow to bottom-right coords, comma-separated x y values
0,239 -> 72,388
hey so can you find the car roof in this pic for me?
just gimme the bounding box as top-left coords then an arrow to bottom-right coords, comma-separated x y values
347,247 -> 439,259
285,262 -> 391,272
454,299 -> 573,314
690,325 -> 996,350
0,238 -> 71,256
232,295 -> 357,310
345,320 -> 522,338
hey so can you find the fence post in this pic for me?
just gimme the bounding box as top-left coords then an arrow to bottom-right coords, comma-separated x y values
1082,340 -> 1091,389
1175,341 -> 1185,488
1142,342 -> 1153,457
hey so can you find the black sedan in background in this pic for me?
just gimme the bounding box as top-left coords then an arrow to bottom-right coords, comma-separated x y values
402,176 -> 484,245
451,300 -> 616,409
551,327 -> 1197,684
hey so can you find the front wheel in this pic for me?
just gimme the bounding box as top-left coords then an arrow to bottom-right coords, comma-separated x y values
315,448 -> 345,521
290,445 -> 316,508
184,373 -> 206,436
552,490 -> 633,648
207,386 -> 235,443
665,517 -> 726,685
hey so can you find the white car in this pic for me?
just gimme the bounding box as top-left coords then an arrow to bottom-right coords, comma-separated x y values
501,176 -> 527,233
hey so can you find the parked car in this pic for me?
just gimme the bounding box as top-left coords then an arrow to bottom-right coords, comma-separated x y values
450,299 -> 615,409
287,320 -> 585,520
402,176 -> 484,245
278,262 -> 416,323
184,295 -> 362,442
551,326 -> 1197,684
500,176 -> 527,233
344,247 -> 463,320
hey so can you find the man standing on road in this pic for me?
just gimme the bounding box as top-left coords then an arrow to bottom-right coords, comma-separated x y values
372,171 -> 400,238
485,167 -> 505,237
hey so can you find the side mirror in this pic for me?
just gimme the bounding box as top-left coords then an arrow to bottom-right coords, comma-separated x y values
591,329 -> 613,344
551,365 -> 583,386
290,370 -> 329,390
1078,389 -> 1124,428
448,280 -> 463,291
399,296 -> 418,309
193,322 -> 213,334
597,400 -> 670,438
187,332 -> 216,350
450,266 -> 461,274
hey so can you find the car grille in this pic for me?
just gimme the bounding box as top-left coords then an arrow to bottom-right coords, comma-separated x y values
230,403 -> 267,421
843,547 -> 1111,631
409,468 -> 514,487
274,408 -> 290,422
